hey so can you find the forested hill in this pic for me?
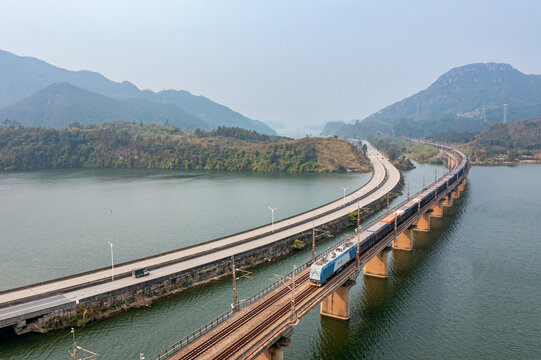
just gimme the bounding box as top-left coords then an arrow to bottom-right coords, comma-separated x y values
0,122 -> 370,172
428,119 -> 541,164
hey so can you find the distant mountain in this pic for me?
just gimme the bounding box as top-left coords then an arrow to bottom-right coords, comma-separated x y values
0,49 -> 276,134
323,63 -> 541,138
0,83 -> 209,130
136,89 -> 274,134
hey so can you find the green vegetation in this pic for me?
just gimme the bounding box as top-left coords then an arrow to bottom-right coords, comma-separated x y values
428,120 -> 541,165
370,137 -> 442,168
0,122 -> 370,172
428,132 -> 476,144
292,239 -> 305,250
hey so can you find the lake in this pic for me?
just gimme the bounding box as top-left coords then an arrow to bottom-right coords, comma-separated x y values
2,163 -> 539,360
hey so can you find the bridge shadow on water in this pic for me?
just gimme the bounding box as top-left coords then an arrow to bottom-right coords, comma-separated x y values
296,188 -> 470,360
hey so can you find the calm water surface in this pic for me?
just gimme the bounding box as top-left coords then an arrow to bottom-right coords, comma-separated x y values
1,163 -> 540,360
0,169 -> 371,290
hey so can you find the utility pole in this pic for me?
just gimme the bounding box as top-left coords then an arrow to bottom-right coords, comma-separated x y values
69,328 -> 99,360
356,232 -> 361,266
311,224 -> 334,263
107,242 -> 114,281
231,256 -> 238,312
231,256 -> 251,313
407,181 -> 410,200
357,202 -> 360,230
312,222 -> 316,262
342,187 -> 349,207
71,328 -> 77,360
290,265 -> 296,322
267,207 -> 277,233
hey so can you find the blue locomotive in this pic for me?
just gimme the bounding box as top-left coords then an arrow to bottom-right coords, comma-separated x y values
309,241 -> 357,286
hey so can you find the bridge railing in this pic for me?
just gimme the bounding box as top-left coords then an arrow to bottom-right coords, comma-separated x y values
151,308 -> 235,360
151,146 -> 465,360
150,232 -> 356,360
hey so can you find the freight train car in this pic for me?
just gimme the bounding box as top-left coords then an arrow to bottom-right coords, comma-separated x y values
367,221 -> 391,242
357,231 -> 376,255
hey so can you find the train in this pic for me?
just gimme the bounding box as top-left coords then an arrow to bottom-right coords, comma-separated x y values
309,145 -> 468,286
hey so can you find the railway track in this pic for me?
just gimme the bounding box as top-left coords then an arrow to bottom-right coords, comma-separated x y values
215,285 -> 317,360
175,274 -> 310,360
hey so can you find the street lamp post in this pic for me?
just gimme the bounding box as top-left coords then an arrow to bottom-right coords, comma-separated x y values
342,187 -> 349,207
267,207 -> 277,233
107,241 -> 114,281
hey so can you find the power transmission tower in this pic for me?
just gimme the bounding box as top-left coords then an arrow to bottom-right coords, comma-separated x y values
481,103 -> 487,127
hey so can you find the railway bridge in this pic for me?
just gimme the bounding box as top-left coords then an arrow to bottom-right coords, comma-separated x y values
151,143 -> 468,360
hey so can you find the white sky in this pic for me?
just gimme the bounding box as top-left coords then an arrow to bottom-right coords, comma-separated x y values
1,0 -> 540,128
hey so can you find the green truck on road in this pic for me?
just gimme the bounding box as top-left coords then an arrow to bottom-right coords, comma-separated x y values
132,268 -> 150,278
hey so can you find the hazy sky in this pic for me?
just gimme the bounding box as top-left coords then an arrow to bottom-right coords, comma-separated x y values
1,0 -> 541,128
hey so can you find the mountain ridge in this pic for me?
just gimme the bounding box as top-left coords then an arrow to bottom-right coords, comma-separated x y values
0,49 -> 276,134
0,82 -> 209,130
323,63 -> 541,138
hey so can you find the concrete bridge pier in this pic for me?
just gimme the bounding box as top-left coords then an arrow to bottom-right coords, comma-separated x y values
459,180 -> 466,192
320,279 -> 357,320
363,249 -> 390,278
443,194 -> 453,207
392,228 -> 413,251
256,336 -> 292,360
414,212 -> 431,232
451,189 -> 461,199
431,201 -> 444,218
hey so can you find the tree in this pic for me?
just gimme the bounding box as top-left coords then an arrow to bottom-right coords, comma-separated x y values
387,145 -> 400,161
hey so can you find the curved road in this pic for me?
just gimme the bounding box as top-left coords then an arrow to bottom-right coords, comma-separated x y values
0,142 -> 401,329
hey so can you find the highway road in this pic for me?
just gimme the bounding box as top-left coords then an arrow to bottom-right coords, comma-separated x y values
0,142 -> 401,329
